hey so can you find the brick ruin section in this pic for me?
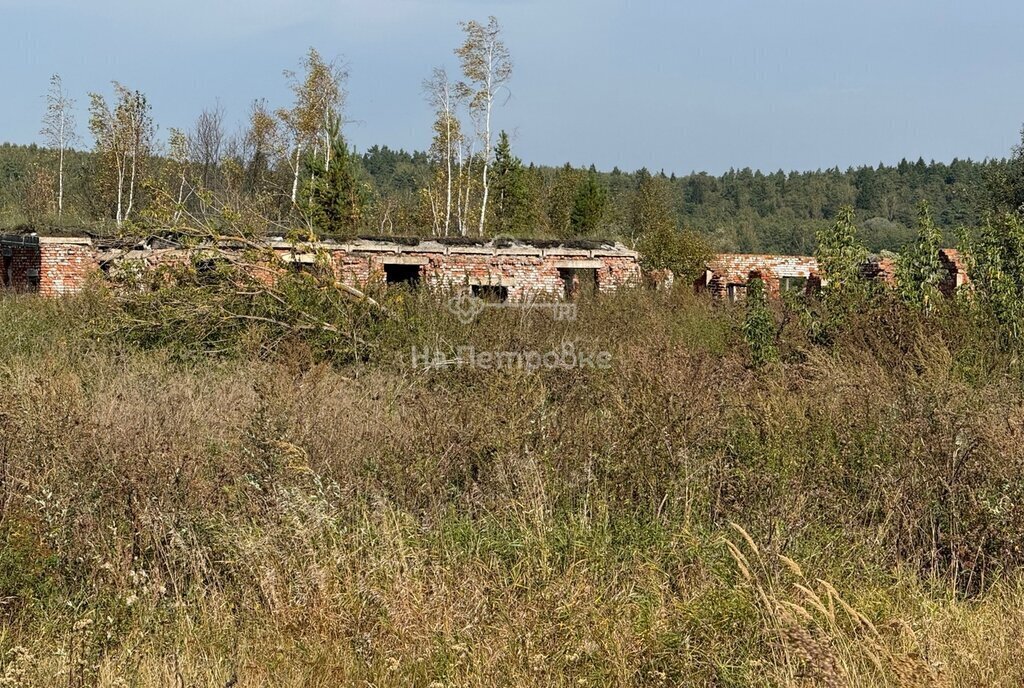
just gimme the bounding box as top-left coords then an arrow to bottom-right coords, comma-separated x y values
90,237 -> 643,301
39,239 -> 96,296
313,240 -> 641,301
2,244 -> 39,292
938,249 -> 970,296
698,254 -> 820,299
2,234 -> 975,303
1,236 -> 95,296
699,250 -> 972,301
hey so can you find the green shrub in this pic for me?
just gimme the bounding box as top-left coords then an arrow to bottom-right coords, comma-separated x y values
742,277 -> 778,367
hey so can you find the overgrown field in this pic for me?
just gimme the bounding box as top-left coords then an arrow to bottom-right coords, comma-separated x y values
2,284 -> 1024,686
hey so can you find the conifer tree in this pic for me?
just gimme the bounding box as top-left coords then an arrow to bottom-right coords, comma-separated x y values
548,164 -> 584,239
987,125 -> 1024,215
304,115 -> 364,238
490,130 -> 532,236
570,171 -> 607,235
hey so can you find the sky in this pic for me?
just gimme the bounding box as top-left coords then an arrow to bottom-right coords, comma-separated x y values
2,0 -> 1023,175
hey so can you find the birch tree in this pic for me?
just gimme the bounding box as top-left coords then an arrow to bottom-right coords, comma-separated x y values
455,16 -> 512,236
455,137 -> 479,236
89,83 -> 154,227
40,74 -> 76,218
423,67 -> 463,235
277,48 -> 347,205
167,128 -> 191,223
244,98 -> 285,195
191,104 -> 225,191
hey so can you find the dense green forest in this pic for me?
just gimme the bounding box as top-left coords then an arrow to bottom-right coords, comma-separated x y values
0,140 -> 1009,254
357,144 -> 1011,253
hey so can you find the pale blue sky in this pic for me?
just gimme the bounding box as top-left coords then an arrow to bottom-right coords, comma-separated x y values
2,0 -> 1023,174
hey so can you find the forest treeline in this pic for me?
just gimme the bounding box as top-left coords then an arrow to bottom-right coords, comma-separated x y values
1,16 -> 1021,257
2,140 -> 1009,253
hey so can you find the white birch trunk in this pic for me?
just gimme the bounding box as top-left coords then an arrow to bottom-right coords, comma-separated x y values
290,145 -> 302,204
125,150 -> 136,222
57,115 -> 65,217
324,107 -> 332,172
443,85 -> 453,237
428,186 -> 441,235
476,45 -> 495,237
455,145 -> 465,236
115,154 -> 125,228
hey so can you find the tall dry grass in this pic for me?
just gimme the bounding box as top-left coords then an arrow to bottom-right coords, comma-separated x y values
1,286 -> 1023,686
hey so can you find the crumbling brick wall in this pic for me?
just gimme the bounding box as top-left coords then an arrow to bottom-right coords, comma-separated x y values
938,249 -> 970,296
2,235 -> 976,306
18,235 -> 979,306
1,237 -> 96,295
861,255 -> 898,285
700,254 -> 819,298
324,241 -> 641,301
38,240 -> 96,296
3,245 -> 39,292
413,250 -> 559,300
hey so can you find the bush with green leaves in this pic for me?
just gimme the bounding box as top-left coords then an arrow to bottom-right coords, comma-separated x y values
815,206 -> 868,300
742,277 -> 778,367
808,206 -> 872,343
896,201 -> 944,310
961,211 -> 1024,343
633,173 -> 711,284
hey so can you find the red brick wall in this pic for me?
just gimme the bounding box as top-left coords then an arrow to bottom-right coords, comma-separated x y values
700,251 -> 969,300
2,240 -> 96,295
5,238 -> 978,305
701,254 -> 819,298
3,246 -> 40,292
938,249 -> 969,297
598,256 -> 643,294
861,256 -> 897,285
327,249 -> 641,300
38,242 -> 96,296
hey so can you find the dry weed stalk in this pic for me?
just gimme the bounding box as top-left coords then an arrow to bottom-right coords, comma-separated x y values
725,523 -> 945,687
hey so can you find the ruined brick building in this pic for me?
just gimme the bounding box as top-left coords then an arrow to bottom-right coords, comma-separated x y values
1,234 -> 96,297
696,254 -> 820,300
1,232 -> 971,301
2,234 -> 642,300
306,237 -> 642,300
696,249 -> 969,301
